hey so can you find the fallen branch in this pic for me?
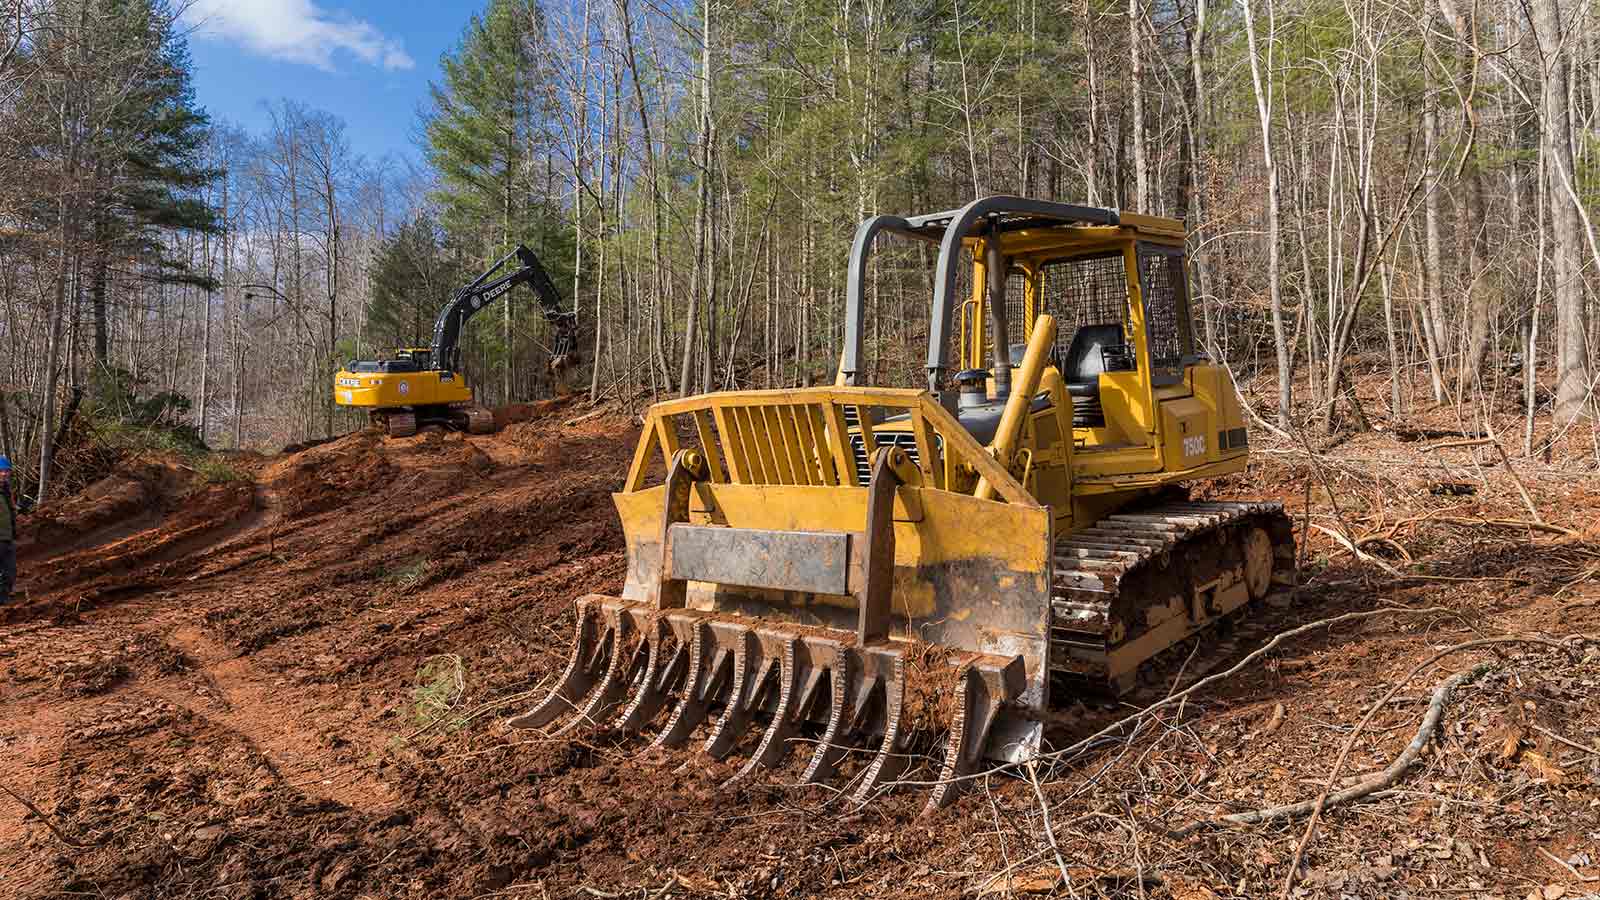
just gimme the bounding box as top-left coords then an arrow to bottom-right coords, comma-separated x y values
1224,663 -> 1491,830
1310,523 -> 1402,574
1432,516 -> 1577,538
0,780 -> 87,849
564,409 -> 606,427
1422,437 -> 1548,526
1281,635 -> 1576,897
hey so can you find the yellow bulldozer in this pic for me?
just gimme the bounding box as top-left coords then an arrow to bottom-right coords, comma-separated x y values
512,196 -> 1294,812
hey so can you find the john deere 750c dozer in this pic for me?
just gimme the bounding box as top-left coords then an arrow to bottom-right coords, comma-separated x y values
512,196 -> 1294,812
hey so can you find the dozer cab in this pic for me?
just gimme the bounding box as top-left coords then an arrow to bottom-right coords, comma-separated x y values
513,196 -> 1294,812
334,245 -> 579,437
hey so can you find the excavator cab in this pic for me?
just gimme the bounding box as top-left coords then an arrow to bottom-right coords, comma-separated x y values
514,197 -> 1294,813
394,348 -> 433,369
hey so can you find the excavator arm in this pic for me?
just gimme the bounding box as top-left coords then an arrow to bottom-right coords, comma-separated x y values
430,245 -> 580,375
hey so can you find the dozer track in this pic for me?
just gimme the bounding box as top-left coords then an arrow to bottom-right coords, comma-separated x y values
1050,500 -> 1295,694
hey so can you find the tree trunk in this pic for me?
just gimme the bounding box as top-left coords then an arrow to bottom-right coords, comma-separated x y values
1420,19 -> 1448,402
1240,0 -> 1291,426
680,0 -> 713,398
1129,0 -> 1149,210
1530,0 -> 1590,427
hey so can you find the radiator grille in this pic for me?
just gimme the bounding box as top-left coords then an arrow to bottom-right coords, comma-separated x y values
848,430 -> 940,484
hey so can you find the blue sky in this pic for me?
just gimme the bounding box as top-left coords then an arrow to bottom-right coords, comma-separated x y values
182,0 -> 469,165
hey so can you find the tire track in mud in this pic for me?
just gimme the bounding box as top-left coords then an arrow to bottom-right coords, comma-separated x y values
147,624 -> 401,813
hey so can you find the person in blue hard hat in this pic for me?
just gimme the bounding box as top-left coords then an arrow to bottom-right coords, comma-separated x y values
0,457 -> 13,604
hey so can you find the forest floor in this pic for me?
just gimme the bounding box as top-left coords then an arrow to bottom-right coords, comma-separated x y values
1,379 -> 1599,899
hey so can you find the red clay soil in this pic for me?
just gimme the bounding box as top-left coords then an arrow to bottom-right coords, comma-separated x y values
0,379 -> 1597,899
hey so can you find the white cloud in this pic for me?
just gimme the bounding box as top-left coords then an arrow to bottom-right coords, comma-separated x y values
183,0 -> 415,71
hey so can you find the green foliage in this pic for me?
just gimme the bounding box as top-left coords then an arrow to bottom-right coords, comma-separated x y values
366,215 -> 463,351
422,0 -> 580,379
85,366 -> 250,487
425,0 -> 552,249
192,457 -> 248,484
84,0 -> 221,287
88,366 -> 206,453
411,654 -> 466,731
384,556 -> 436,591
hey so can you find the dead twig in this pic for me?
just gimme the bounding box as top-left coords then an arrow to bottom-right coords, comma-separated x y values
1036,606 -> 1457,768
0,780 -> 88,849
1532,724 -> 1600,757
1538,847 -> 1600,883
1025,760 -> 1073,895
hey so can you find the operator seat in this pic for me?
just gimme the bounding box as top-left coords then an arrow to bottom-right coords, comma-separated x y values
1060,324 -> 1126,427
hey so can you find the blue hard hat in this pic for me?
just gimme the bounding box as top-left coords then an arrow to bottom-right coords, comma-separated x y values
0,456 -> 10,471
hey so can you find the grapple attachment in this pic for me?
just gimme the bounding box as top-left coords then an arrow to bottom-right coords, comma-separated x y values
511,389 -> 1056,813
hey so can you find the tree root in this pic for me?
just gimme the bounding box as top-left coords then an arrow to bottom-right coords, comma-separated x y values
0,780 -> 87,850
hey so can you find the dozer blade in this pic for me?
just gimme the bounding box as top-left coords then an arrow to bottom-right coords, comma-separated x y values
511,414 -> 1056,812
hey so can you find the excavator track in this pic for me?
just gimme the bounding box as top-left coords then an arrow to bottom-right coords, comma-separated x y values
462,406 -> 496,434
1049,500 -> 1295,696
381,411 -> 417,438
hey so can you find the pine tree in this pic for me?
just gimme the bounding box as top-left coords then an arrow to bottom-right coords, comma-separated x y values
366,214 -> 462,352
85,0 -> 222,367
424,0 -> 574,401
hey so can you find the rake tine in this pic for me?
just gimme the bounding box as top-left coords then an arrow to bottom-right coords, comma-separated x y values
508,600 -> 601,730
849,672 -> 884,733
555,608 -> 636,735
724,637 -> 798,788
851,656 -> 909,807
705,630 -> 767,759
922,656 -> 1024,814
652,621 -> 727,749
800,654 -> 852,785
614,615 -> 679,732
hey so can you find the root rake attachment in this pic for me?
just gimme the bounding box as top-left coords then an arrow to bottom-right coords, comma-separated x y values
511,595 -> 1027,814
510,444 -> 1042,813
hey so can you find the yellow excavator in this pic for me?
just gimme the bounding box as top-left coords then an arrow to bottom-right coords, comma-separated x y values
513,197 -> 1293,812
333,245 -> 579,436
